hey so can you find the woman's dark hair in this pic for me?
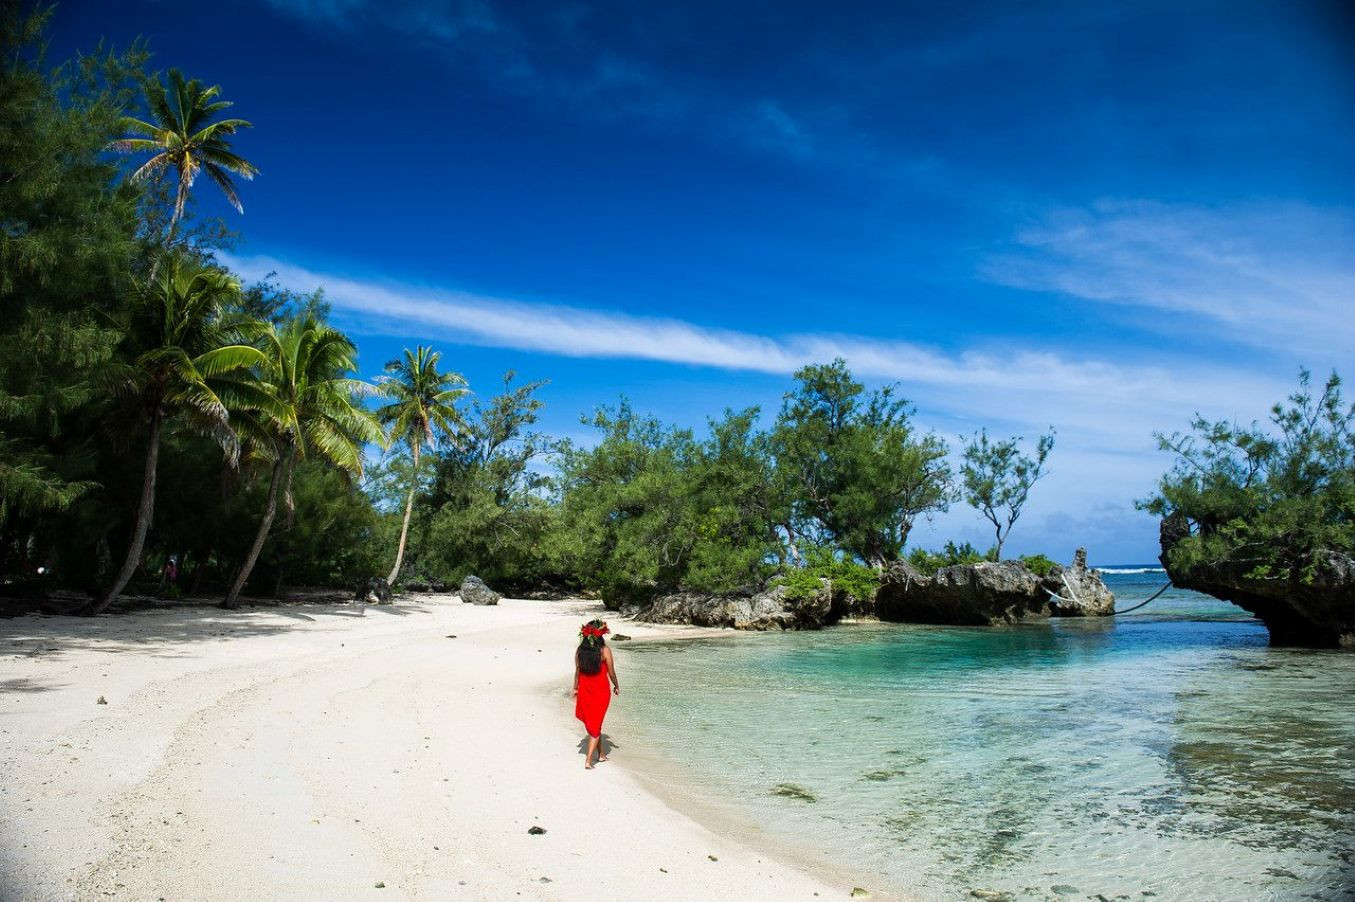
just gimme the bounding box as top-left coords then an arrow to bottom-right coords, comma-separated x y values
577,639 -> 604,676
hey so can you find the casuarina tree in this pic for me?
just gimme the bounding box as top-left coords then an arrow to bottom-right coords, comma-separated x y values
960,428 -> 1055,560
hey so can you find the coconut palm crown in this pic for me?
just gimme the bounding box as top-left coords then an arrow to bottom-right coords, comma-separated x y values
374,346 -> 469,585
222,314 -> 385,608
110,68 -> 259,240
85,253 -> 268,614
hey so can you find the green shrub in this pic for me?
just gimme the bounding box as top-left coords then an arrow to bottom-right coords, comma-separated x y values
777,548 -> 880,602
906,541 -> 995,576
1018,553 -> 1058,577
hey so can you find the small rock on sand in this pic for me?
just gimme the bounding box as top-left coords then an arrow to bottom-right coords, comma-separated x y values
527,826 -> 546,835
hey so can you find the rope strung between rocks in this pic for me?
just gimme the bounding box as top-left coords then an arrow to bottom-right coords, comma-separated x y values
1045,580 -> 1173,617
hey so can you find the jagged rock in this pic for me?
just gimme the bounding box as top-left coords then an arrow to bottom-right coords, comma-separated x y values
875,560 -> 1049,625
458,575 -> 501,606
1042,548 -> 1115,616
1160,515 -> 1355,648
625,581 -> 844,630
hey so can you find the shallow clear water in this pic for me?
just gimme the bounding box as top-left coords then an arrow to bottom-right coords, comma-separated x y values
614,570 -> 1355,901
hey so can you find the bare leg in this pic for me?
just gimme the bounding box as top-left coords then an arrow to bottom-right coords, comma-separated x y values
585,734 -> 599,769
597,735 -> 609,762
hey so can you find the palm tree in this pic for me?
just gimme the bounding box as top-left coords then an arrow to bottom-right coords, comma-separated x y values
375,346 -> 468,586
84,253 -> 266,615
222,315 -> 383,609
110,69 -> 259,243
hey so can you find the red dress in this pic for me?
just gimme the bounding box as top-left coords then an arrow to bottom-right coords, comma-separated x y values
575,658 -> 611,738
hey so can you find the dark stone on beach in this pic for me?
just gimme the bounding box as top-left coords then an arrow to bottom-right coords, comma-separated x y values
970,891 -> 1013,902
355,576 -> 390,604
508,582 -> 576,600
621,581 -> 847,631
459,575 -> 501,606
1043,548 -> 1116,617
875,560 -> 1049,625
527,825 -> 546,835
1159,513 -> 1355,648
405,580 -> 430,593
611,634 -> 632,641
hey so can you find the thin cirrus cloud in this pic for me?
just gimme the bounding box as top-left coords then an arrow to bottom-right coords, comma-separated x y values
981,200 -> 1355,359
222,252 -> 1286,443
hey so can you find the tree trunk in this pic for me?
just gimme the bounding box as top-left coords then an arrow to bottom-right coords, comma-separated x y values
270,464 -> 299,600
221,453 -> 288,609
387,442 -> 420,585
84,410 -> 163,615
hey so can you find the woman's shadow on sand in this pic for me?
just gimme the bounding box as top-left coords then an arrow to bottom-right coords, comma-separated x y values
576,734 -> 620,759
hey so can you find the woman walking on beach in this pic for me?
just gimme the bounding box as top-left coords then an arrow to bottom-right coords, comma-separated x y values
573,619 -> 619,769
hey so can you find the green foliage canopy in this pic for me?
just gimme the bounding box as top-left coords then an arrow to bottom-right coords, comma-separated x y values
1142,369 -> 1355,583
771,360 -> 951,568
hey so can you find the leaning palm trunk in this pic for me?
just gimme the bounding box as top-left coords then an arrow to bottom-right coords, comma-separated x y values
386,442 -> 420,585
222,451 -> 292,609
84,410 -> 163,615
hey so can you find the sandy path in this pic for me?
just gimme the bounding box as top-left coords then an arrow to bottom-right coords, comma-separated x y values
0,597 -> 845,900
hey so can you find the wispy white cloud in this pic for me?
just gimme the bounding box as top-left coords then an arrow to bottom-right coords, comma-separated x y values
223,250 -> 1312,560
981,200 -> 1355,360
223,252 -> 1286,440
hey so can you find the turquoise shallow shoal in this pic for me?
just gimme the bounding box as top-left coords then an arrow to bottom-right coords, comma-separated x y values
613,572 -> 1355,900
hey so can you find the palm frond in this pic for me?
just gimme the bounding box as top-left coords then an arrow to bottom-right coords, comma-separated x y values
202,163 -> 244,213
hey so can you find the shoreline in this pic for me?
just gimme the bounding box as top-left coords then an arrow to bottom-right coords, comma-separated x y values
0,596 -> 860,900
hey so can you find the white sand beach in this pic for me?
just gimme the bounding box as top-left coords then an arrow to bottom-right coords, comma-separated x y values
0,597 -> 855,900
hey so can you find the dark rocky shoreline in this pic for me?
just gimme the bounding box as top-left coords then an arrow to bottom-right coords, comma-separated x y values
603,548 -> 1117,631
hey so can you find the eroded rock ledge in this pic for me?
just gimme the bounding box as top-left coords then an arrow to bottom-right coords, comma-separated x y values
1159,515 -> 1355,648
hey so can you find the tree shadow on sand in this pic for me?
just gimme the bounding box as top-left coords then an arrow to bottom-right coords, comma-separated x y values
0,598 -> 438,661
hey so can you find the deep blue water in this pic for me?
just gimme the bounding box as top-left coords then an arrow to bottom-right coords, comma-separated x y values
615,570 -> 1355,901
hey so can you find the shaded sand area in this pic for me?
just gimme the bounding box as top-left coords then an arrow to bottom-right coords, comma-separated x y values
0,597 -> 849,900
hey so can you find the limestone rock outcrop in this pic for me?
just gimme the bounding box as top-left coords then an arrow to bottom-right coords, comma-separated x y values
1160,514 -> 1355,648
1042,548 -> 1116,617
617,581 -> 845,630
874,559 -> 1049,625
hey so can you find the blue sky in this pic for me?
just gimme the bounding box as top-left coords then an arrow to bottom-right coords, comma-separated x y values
55,0 -> 1355,562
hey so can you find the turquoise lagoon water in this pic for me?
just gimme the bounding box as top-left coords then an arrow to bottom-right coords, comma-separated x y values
614,570 -> 1355,900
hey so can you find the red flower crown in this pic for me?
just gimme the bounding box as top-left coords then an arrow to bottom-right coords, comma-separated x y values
579,621 -> 610,642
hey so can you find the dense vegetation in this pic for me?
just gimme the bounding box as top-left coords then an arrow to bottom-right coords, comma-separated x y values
1142,370 -> 1355,584
0,6 -> 1071,610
